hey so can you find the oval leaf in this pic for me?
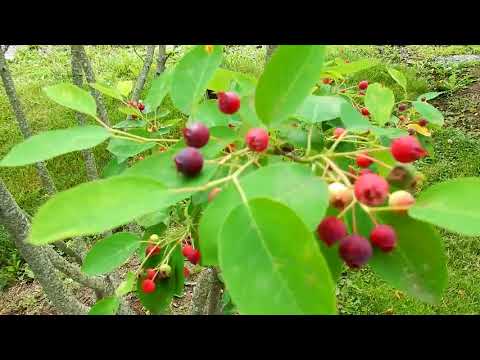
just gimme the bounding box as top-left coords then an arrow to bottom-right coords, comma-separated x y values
219,198 -> 336,314
340,102 -> 371,131
417,92 -> 444,101
409,177 -> 480,236
115,272 -> 136,297
255,45 -> 327,125
294,95 -> 347,124
365,83 -> 395,127
387,67 -> 407,91
144,69 -> 172,113
89,82 -> 124,101
43,83 -> 97,117
82,232 -> 141,276
116,80 -> 134,97
107,138 -> 156,163
412,101 -> 444,126
0,126 -> 111,167
88,296 -> 120,315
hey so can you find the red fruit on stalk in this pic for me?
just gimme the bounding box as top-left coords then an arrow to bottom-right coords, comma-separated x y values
245,128 -> 269,152
217,91 -> 240,114
323,78 -> 333,84
188,249 -> 201,265
354,173 -> 389,207
141,279 -> 156,293
137,102 -> 145,112
358,80 -> 369,90
361,108 -> 370,116
316,217 -> 348,247
418,118 -> 428,127
183,267 -> 190,278
182,245 -> 194,258
334,127 -> 346,139
398,104 -> 407,112
370,224 -> 397,252
356,153 -> 373,168
391,136 -> 427,163
183,122 -> 210,148
339,235 -> 372,269
145,245 -> 161,256
146,268 -> 157,280
174,147 -> 204,177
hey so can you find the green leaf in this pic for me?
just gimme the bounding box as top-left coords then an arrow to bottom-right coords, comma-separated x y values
369,212 -> 447,304
115,272 -> 136,297
101,157 -> 128,178
364,83 -> 395,127
207,68 -> 238,91
43,83 -> 97,117
294,95 -> 347,124
28,176 -> 177,245
417,92 -> 444,101
116,80 -> 133,97
171,244 -> 185,296
412,101 -> 444,126
171,45 -> 223,114
237,95 -> 262,129
277,123 -> 324,151
89,82 -> 124,101
387,67 -> 407,91
255,45 -> 327,125
144,69 -> 172,113
325,58 -> 380,76
316,238 -> 344,283
107,138 -> 155,163
0,126 -> 111,167
118,105 -> 143,118
409,178 -> 480,236
199,162 -> 329,265
340,102 -> 371,131
88,296 -> 120,315
112,119 -> 147,129
193,100 -> 237,127
82,232 -> 141,276
219,198 -> 336,314
136,208 -> 170,228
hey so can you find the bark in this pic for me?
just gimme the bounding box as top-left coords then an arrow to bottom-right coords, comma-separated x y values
75,45 -> 110,126
70,46 -> 100,181
155,45 -> 167,77
54,240 -> 83,265
0,179 -> 88,314
0,50 -> 57,196
131,45 -> 156,102
191,267 -> 222,315
266,45 -> 278,64
206,267 -> 223,315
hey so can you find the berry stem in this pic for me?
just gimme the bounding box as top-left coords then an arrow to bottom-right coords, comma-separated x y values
306,125 -> 314,157
328,130 -> 349,154
337,198 -> 357,218
358,203 -> 379,225
368,205 -> 411,212
346,154 -> 393,170
320,155 -> 351,186
352,203 -> 358,234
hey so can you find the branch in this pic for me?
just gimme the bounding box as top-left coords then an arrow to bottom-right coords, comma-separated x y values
131,45 -> 156,102
155,45 -> 168,77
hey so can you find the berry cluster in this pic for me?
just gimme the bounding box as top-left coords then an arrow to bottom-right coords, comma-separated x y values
140,234 -> 174,294
127,99 -> 145,119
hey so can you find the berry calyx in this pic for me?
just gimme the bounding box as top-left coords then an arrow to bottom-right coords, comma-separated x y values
370,224 -> 397,253
361,107 -> 370,116
245,128 -> 269,152
333,127 -> 346,139
217,91 -> 240,114
339,235 -> 372,269
316,216 -> 348,247
354,173 -> 389,207
356,153 -> 373,168
183,122 -> 210,148
174,147 -> 204,177
418,118 -> 428,127
183,267 -> 190,278
146,268 -> 157,280
328,182 -> 353,209
158,264 -> 172,279
208,187 -> 222,202
388,190 -> 415,209
358,80 -> 369,90
398,104 -> 407,112
391,136 -> 427,163
141,279 -> 156,293
145,245 -> 161,256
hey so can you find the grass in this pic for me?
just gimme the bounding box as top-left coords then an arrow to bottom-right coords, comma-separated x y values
1,45 -> 480,314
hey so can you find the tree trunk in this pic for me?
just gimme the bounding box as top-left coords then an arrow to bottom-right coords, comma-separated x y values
206,267 -> 223,315
191,267 -> 223,315
0,49 -> 57,196
155,45 -> 167,77
266,45 -> 278,64
131,45 -> 156,102
0,178 -> 88,314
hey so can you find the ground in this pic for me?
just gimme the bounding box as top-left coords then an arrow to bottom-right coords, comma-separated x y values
1,45 -> 480,315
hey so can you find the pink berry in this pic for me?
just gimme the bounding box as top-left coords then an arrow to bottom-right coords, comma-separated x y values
339,235 -> 372,269
245,128 -> 269,152
333,127 -> 346,139
389,190 -> 415,208
391,136 -> 427,163
316,217 -> 348,247
361,107 -> 370,116
358,80 -> 369,90
370,224 -> 397,252
174,147 -> 204,177
354,173 -> 389,207
217,91 -> 240,114
141,279 -> 156,293
356,153 -> 373,168
183,122 -> 210,148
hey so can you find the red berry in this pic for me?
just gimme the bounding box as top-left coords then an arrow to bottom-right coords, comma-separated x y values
354,173 -> 389,207
183,122 -> 210,148
398,104 -> 407,112
182,244 -> 194,258
217,91 -> 240,114
358,80 -> 369,90
339,235 -> 372,269
359,168 -> 374,176
145,245 -> 161,256
418,118 -> 428,127
316,217 -> 348,247
398,115 -> 406,122
141,279 -> 156,293
188,249 -> 201,265
146,268 -> 157,280
361,107 -> 370,116
323,78 -> 332,84
246,128 -> 269,152
183,267 -> 190,278
391,136 -> 427,163
370,224 -> 397,252
356,153 -> 373,168
333,127 -> 346,139
174,147 -> 204,177
137,102 -> 145,112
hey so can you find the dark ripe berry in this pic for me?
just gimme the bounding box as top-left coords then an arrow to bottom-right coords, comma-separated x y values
333,127 -> 346,139
316,217 -> 348,247
339,235 -> 372,269
146,268 -> 157,280
358,80 -> 369,90
208,187 -> 222,202
188,249 -> 201,265
141,279 -> 156,293
183,267 -> 190,278
145,245 -> 161,256
137,102 -> 145,112
398,104 -> 407,112
370,224 -> 397,252
408,128 -> 415,136
361,107 -> 370,116
245,128 -> 269,152
418,118 -> 428,127
354,173 -> 389,207
217,91 -> 240,114
356,153 -> 373,168
183,122 -> 210,148
174,147 -> 204,177
391,136 -> 427,163
182,244 -> 194,258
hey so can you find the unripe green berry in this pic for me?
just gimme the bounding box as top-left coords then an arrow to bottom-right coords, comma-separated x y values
159,264 -> 172,278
